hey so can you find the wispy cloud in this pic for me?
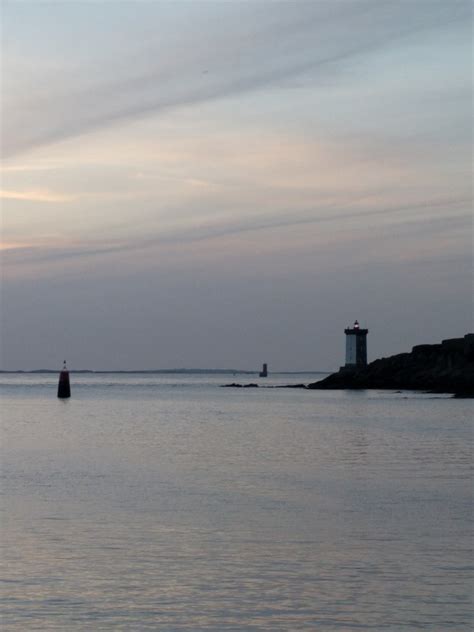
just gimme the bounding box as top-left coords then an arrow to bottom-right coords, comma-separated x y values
3,194 -> 469,268
0,188 -> 75,202
0,163 -> 63,173
0,241 -> 32,251
2,1 -> 469,157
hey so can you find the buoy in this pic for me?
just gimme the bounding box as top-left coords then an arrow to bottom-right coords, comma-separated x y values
57,360 -> 71,398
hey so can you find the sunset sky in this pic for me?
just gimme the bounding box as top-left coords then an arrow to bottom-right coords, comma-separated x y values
1,0 -> 472,371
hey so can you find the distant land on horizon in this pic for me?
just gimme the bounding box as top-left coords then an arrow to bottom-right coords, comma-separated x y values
0,368 -> 329,375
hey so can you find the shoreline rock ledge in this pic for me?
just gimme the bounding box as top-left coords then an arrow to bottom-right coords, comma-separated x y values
308,334 -> 474,397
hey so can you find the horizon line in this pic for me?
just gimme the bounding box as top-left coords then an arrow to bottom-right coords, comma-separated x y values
0,368 -> 330,375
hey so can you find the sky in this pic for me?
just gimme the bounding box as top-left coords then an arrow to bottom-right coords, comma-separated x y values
1,0 -> 472,371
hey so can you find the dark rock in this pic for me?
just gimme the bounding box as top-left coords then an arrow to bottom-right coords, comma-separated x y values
221,383 -> 259,388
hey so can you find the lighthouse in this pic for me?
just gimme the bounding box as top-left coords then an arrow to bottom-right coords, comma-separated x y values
344,320 -> 368,367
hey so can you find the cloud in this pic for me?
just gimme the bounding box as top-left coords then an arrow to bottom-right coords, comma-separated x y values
0,188 -> 75,202
2,194 -> 469,268
0,163 -> 63,173
2,0 -> 469,157
0,241 -> 32,251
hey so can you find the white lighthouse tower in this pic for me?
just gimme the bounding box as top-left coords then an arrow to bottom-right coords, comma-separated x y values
344,320 -> 368,367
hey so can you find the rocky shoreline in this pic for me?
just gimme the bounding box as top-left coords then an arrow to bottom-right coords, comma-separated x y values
308,334 -> 474,397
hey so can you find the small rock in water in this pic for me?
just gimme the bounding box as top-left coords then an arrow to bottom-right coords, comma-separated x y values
221,383 -> 259,388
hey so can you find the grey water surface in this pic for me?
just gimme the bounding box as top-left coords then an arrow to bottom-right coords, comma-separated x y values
1,373 -> 472,630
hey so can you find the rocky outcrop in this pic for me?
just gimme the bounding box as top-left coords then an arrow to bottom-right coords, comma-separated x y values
221,383 -> 260,388
221,383 -> 307,388
308,334 -> 474,396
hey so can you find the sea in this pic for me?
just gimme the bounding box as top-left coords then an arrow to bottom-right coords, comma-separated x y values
1,372 -> 472,631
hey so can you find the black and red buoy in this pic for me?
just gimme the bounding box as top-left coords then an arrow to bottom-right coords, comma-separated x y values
57,360 -> 71,399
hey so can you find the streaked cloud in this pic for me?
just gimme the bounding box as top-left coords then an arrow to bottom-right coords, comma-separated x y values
0,241 -> 32,251
0,188 -> 75,203
2,0 -> 469,157
3,194 -> 469,270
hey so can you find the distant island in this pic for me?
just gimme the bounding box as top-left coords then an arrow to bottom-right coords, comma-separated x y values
308,334 -> 474,397
0,368 -> 256,375
0,368 -> 328,375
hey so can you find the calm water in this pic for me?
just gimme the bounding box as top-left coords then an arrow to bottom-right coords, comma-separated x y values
1,373 -> 472,631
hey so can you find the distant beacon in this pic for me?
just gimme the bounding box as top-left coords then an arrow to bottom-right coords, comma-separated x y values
344,320 -> 368,367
